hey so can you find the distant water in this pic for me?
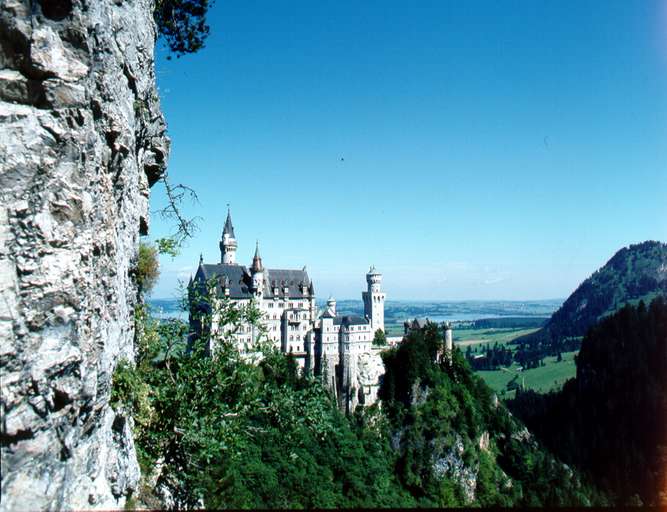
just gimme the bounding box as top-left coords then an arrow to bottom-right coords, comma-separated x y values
147,298 -> 561,323
147,298 -> 188,321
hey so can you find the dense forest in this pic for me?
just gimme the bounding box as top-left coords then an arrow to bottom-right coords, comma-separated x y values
508,298 -> 667,506
465,342 -> 514,370
515,241 -> 667,355
468,317 -> 547,329
113,301 -> 606,508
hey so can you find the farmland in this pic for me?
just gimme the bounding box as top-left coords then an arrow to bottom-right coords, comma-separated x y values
476,351 -> 578,398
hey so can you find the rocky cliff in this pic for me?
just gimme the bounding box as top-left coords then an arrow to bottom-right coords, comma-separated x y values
0,0 -> 168,509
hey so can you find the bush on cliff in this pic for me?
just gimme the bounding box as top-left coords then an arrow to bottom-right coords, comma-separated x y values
135,242 -> 160,296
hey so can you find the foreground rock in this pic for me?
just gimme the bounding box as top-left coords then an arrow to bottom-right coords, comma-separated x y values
0,0 -> 168,509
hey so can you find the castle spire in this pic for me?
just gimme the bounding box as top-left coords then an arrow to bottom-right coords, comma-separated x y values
251,240 -> 263,272
222,205 -> 235,238
220,204 -> 238,264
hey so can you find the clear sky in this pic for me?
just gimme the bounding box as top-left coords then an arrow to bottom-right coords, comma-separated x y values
149,0 -> 667,300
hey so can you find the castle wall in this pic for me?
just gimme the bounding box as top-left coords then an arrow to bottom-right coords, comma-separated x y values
196,262 -> 386,413
0,0 -> 168,509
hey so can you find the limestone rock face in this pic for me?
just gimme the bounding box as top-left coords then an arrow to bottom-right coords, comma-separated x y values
355,350 -> 383,406
0,0 -> 168,509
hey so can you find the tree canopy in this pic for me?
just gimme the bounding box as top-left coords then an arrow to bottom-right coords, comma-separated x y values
155,0 -> 213,58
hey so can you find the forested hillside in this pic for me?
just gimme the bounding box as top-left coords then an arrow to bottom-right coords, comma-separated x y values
515,241 -> 667,352
508,298 -> 667,506
378,324 -> 604,506
115,303 -> 606,508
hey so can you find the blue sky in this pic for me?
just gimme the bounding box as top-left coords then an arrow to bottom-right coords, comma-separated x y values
149,0 -> 667,300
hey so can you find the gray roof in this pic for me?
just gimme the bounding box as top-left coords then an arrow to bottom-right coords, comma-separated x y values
193,263 -> 311,299
334,315 -> 370,326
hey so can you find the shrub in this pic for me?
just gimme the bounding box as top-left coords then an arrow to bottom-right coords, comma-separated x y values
372,329 -> 387,346
136,242 -> 160,296
111,359 -> 154,433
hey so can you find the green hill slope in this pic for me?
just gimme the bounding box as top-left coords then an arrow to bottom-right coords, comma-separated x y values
516,240 -> 667,350
508,298 -> 667,506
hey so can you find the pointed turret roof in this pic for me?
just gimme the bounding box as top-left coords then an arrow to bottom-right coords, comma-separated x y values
251,240 -> 263,272
222,207 -> 235,238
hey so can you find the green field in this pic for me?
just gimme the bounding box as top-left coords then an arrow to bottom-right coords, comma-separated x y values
385,324 -> 543,341
453,327 -> 540,348
384,323 -> 405,337
383,324 -> 576,397
452,326 -> 577,397
477,351 -> 578,398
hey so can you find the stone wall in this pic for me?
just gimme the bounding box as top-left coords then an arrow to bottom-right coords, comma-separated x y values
0,0 -> 168,509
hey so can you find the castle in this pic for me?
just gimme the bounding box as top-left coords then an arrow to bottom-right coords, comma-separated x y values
188,209 -> 386,412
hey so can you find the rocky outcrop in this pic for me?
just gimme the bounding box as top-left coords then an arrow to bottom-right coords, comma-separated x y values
0,0 -> 168,509
431,435 -> 478,504
355,350 -> 383,405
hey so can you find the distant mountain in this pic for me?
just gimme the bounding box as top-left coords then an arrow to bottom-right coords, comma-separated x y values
516,241 -> 667,349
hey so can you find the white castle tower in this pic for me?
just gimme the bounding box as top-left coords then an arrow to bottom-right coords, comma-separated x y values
444,321 -> 453,365
362,266 -> 385,333
219,207 -> 237,264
